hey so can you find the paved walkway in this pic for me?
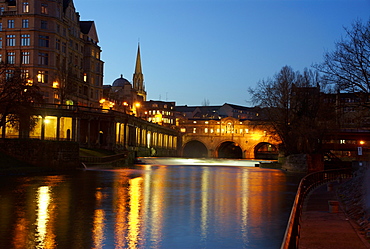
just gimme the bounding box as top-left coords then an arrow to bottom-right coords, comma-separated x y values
299,183 -> 370,249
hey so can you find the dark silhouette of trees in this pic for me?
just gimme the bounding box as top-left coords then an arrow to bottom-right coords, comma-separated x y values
249,66 -> 335,156
315,19 -> 370,101
0,65 -> 43,138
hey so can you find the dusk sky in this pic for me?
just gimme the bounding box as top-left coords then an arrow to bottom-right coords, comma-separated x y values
74,0 -> 370,106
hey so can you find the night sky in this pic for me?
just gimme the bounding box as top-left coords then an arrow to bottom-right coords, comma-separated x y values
74,0 -> 370,106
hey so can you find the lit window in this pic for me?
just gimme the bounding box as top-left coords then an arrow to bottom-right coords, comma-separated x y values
21,51 -> 30,64
204,128 -> 208,133
41,3 -> 48,14
37,70 -> 48,83
193,128 -> 197,134
21,69 -> 29,79
7,20 -> 14,29
83,73 -> 87,82
23,2 -> 29,13
21,34 -> 30,46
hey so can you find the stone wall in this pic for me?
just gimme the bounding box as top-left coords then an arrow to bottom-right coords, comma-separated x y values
0,139 -> 80,169
282,154 -> 324,173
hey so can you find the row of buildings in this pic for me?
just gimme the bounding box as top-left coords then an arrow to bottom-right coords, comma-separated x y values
0,0 -> 369,162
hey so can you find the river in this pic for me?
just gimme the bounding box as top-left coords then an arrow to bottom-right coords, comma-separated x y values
0,159 -> 302,249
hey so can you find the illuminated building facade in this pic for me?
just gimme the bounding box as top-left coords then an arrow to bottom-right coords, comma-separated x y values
0,0 -> 104,107
141,100 -> 176,127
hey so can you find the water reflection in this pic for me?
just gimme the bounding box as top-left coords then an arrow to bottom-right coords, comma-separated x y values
35,186 -> 54,248
0,165 -> 301,249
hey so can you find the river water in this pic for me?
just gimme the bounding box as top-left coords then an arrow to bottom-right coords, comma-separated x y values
0,159 -> 302,249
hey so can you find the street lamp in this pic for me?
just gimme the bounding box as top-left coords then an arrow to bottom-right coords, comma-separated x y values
135,102 -> 141,117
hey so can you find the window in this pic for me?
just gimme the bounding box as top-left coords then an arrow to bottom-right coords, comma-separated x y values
62,42 -> 66,53
0,38 -> 2,48
21,51 -> 30,64
37,70 -> 48,83
41,3 -> 48,14
0,7 -> 4,15
23,2 -> 29,13
21,34 -> 30,46
41,20 -> 47,29
6,70 -> 14,80
56,39 -> 60,50
22,19 -> 29,28
6,35 -> 15,46
38,35 -> 49,47
0,23 -> 2,31
7,52 -> 15,64
38,52 -> 48,65
7,20 -> 14,29
21,69 -> 29,79
0,54 -> 2,63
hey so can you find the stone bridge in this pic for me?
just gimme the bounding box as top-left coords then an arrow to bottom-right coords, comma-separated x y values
179,117 -> 280,159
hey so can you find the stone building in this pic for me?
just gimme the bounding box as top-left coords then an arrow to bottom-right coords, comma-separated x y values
0,0 -> 104,107
102,44 -> 147,114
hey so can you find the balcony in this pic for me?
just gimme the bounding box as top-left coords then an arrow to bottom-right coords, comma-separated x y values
1,11 -> 18,16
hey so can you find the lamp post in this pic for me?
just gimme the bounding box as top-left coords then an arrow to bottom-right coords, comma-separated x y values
135,102 -> 141,117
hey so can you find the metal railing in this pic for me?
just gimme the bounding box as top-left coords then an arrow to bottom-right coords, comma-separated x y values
281,168 -> 353,249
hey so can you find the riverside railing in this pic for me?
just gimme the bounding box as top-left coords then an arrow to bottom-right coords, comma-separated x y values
280,168 -> 353,249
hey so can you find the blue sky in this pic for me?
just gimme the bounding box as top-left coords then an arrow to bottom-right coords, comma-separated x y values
74,0 -> 370,106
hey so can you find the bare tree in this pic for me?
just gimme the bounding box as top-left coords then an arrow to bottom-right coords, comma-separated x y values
249,66 -> 335,156
202,98 -> 210,106
315,19 -> 370,100
0,65 -> 43,138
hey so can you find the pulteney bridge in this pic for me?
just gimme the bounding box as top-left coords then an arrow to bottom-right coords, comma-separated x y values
178,117 -> 280,159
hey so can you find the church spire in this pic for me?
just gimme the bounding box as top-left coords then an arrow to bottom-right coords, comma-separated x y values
135,43 -> 142,74
133,43 -> 146,101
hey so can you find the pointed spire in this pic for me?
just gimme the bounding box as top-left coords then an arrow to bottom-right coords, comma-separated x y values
133,42 -> 146,101
135,43 -> 142,74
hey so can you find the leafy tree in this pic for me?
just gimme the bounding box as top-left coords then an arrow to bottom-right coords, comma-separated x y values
0,65 -> 43,138
249,66 -> 335,156
315,19 -> 370,101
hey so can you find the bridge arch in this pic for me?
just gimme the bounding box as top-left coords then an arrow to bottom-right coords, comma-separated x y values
254,142 -> 278,160
216,141 -> 243,159
183,140 -> 208,158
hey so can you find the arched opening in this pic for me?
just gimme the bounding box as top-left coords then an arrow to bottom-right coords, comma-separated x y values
217,141 -> 243,159
183,140 -> 208,158
254,142 -> 278,160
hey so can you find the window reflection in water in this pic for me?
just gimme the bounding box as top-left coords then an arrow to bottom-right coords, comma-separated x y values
93,189 -> 106,249
35,186 -> 55,249
127,177 -> 143,249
